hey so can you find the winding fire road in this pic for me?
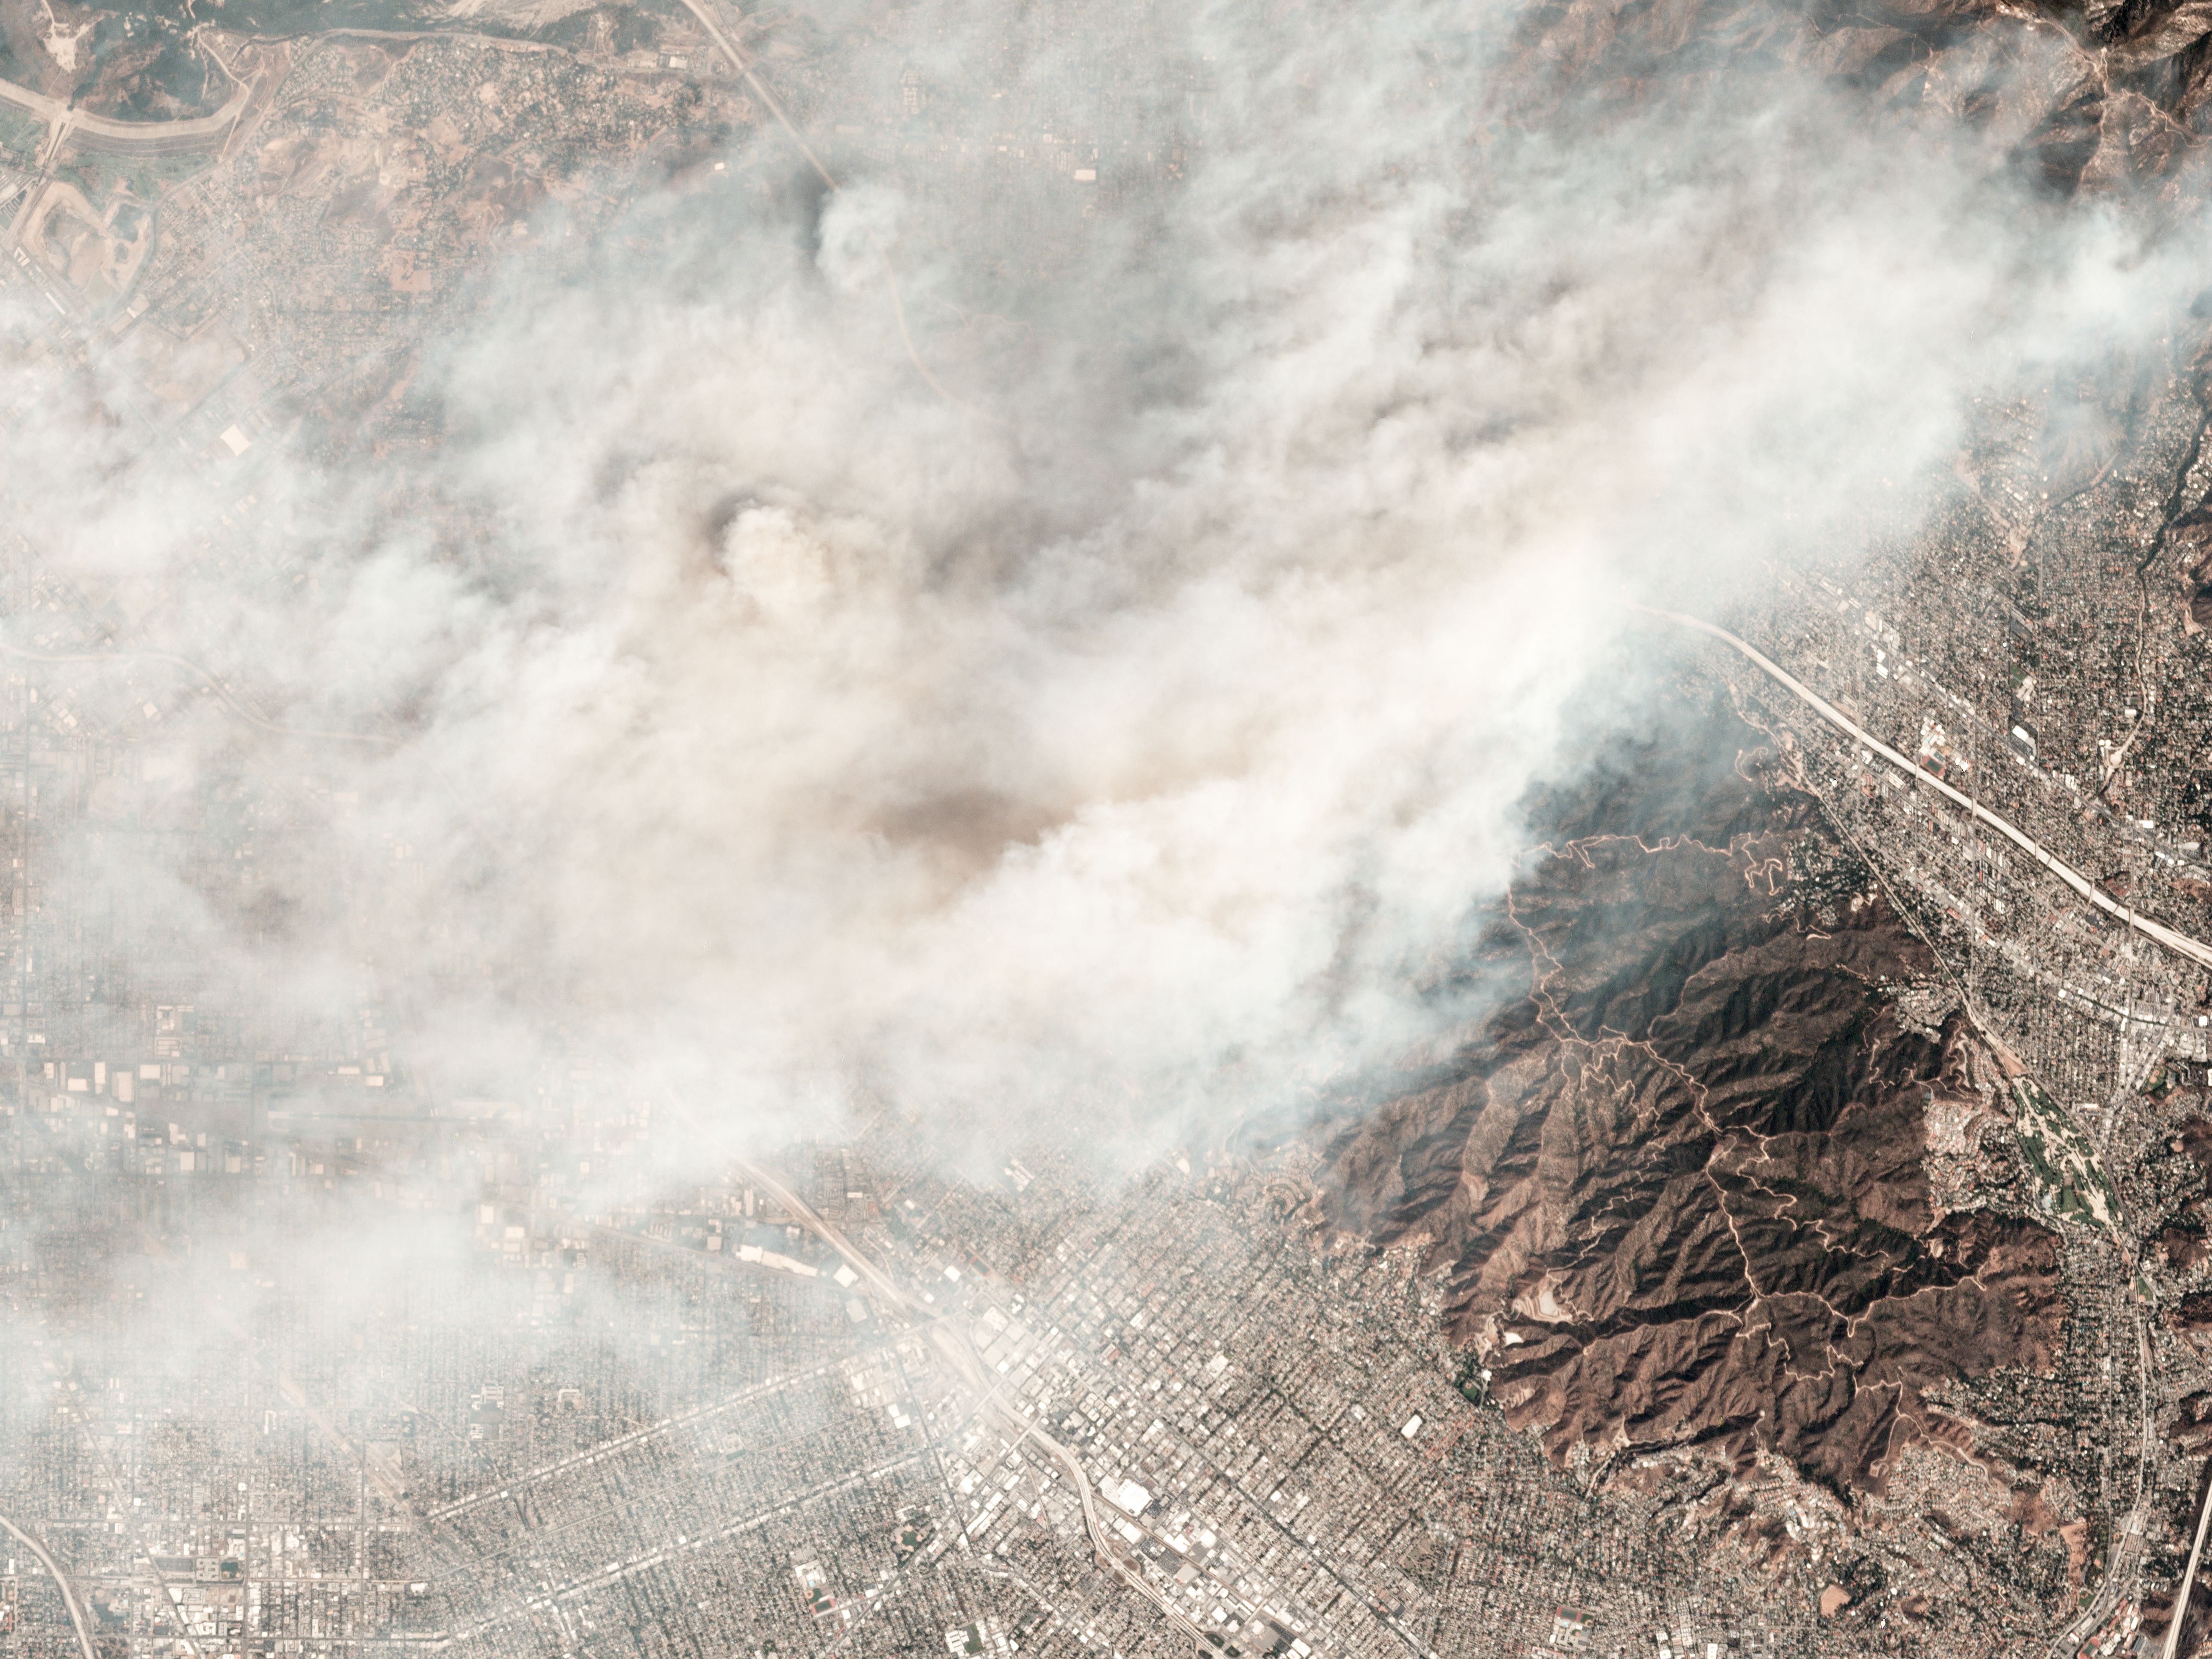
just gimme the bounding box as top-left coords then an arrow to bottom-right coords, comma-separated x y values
1638,605 -> 2212,1655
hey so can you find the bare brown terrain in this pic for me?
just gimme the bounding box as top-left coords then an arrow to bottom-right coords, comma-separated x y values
1321,699 -> 2067,1497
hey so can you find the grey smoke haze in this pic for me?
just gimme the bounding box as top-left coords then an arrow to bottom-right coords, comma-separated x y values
1,0 -> 2202,1173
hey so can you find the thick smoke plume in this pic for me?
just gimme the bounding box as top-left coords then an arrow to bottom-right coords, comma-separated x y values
2,0 -> 2202,1169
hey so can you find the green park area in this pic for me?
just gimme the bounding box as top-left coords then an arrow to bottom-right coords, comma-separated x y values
2010,1076 -> 2118,1232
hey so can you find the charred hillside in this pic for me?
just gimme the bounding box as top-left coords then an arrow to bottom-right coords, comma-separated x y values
1321,696 -> 2067,1497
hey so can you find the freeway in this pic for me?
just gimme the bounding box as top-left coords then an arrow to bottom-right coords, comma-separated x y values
1637,605 -> 2212,974
489,1172 -> 1224,1653
729,1156 -> 1441,1659
0,72 -> 251,164
2167,1473 -> 2212,1659
1644,605 -> 2212,1656
0,1512 -> 99,1659
671,0 -> 968,412
728,1158 -> 1229,1653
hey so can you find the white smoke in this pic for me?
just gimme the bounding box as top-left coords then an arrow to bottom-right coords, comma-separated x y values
1,0 -> 2201,1170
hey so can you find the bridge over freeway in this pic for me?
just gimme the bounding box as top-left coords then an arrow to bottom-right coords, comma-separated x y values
0,73 -> 252,167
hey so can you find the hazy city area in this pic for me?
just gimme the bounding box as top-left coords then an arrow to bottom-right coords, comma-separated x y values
11,0 -> 2212,1653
